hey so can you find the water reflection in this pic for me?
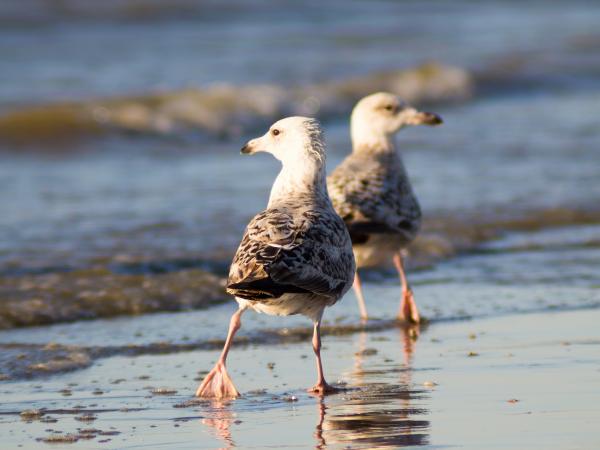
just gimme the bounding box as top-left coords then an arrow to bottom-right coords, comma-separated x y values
315,325 -> 429,448
200,399 -> 237,449
198,324 -> 429,449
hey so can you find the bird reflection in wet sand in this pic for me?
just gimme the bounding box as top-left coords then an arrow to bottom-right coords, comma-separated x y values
314,324 -> 428,448
199,326 -> 427,449
199,399 -> 237,449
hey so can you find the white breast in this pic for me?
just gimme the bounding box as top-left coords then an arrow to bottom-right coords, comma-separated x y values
235,293 -> 338,322
352,234 -> 409,268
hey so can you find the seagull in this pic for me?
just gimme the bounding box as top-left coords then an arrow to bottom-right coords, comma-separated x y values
327,92 -> 442,323
196,116 -> 355,398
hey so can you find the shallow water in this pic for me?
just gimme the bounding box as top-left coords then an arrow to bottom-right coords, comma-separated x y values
2,87 -> 599,273
1,223 -> 599,383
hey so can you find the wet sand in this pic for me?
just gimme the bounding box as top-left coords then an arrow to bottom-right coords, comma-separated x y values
1,307 -> 599,449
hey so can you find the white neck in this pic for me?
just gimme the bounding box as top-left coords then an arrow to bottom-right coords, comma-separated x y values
268,156 -> 327,207
352,131 -> 396,155
351,119 -> 396,154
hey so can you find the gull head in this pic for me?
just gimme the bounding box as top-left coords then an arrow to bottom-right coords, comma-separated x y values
351,92 -> 442,143
241,116 -> 325,166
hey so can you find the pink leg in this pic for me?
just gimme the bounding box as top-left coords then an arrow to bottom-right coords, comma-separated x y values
196,308 -> 245,398
353,271 -> 369,320
393,253 -> 420,324
308,319 -> 338,395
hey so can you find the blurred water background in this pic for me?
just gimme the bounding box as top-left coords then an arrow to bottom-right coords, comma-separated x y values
0,0 -> 599,362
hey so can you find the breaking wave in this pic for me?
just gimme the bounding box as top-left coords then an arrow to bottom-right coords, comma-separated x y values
0,63 -> 472,147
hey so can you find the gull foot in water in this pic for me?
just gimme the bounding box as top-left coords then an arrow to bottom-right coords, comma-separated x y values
307,382 -> 341,396
195,363 -> 240,399
398,288 -> 420,324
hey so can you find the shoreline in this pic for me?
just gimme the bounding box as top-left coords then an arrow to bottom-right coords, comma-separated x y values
1,219 -> 599,383
2,302 -> 600,383
1,208 -> 599,331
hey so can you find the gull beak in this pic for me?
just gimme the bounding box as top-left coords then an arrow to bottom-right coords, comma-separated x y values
413,111 -> 443,126
240,137 -> 260,155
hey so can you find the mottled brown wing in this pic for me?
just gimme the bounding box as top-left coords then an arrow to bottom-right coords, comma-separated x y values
227,209 -> 299,300
327,153 -> 421,243
266,209 -> 353,299
227,208 -> 353,301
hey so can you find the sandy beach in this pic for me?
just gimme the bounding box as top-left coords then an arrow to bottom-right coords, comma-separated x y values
1,307 -> 598,449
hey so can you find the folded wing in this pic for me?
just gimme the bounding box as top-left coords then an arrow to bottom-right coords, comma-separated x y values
227,208 -> 353,302
328,155 -> 421,244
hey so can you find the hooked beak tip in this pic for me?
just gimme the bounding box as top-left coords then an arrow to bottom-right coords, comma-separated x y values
423,112 -> 443,126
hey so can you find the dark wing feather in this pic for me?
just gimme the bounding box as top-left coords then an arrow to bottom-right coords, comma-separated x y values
227,277 -> 311,300
346,219 -> 417,244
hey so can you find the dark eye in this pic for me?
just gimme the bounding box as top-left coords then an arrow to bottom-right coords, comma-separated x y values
271,129 -> 280,136
384,104 -> 394,112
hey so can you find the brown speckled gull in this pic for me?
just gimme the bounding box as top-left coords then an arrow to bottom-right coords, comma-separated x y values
196,116 -> 355,398
328,92 -> 442,324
